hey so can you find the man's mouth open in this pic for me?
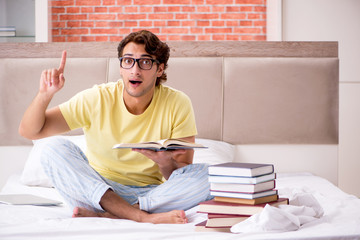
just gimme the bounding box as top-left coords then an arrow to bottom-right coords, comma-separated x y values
129,80 -> 142,86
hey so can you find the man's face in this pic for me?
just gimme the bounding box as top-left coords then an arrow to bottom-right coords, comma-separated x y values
120,42 -> 164,100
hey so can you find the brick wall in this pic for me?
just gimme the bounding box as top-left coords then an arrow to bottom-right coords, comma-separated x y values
51,0 -> 267,42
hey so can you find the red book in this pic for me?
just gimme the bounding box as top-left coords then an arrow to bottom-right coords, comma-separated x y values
198,198 -> 289,216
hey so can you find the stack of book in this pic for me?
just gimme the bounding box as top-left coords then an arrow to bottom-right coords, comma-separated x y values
195,162 -> 288,232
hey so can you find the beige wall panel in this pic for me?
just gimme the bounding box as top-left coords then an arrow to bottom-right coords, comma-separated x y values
166,57 -> 223,140
0,58 -> 108,145
108,58 -> 121,83
223,57 -> 339,144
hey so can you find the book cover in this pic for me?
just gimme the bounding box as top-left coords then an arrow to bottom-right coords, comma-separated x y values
0,26 -> 16,37
113,139 -> 207,151
208,162 -> 274,177
206,213 -> 249,228
195,220 -> 231,232
0,26 -> 16,31
210,180 -> 275,193
208,173 -> 276,184
0,31 -> 16,37
198,198 -> 289,216
0,194 -> 62,206
210,189 -> 278,199
214,194 -> 279,205
207,213 -> 251,218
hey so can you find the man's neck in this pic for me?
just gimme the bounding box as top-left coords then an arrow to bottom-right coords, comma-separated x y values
123,90 -> 155,115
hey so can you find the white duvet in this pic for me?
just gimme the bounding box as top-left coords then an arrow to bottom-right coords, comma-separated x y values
1,173 -> 360,240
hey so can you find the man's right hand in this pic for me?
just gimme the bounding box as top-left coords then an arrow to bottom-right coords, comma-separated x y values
39,50 -> 67,97
19,50 -> 71,140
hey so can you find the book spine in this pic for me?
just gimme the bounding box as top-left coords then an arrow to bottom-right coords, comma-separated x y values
210,189 -> 278,199
208,173 -> 276,184
0,31 -> 16,37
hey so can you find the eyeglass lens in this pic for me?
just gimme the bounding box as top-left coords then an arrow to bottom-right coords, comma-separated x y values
120,57 -> 155,70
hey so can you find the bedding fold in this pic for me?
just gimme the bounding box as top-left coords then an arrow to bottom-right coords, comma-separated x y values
231,192 -> 324,233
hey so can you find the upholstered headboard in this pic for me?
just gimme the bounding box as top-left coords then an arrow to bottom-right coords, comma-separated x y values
0,41 -> 338,146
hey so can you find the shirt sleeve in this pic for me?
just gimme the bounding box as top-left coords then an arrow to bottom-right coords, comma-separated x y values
169,91 -> 198,139
59,86 -> 98,131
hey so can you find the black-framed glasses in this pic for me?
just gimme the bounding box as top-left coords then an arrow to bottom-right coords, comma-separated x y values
119,57 -> 160,70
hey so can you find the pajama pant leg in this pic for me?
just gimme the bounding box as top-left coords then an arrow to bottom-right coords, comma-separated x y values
138,163 -> 213,213
40,137 -> 140,211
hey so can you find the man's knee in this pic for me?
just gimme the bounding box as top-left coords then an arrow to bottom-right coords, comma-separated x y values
169,163 -> 209,180
181,163 -> 209,175
38,136 -> 78,166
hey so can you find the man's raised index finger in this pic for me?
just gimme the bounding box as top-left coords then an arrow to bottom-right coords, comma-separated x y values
58,50 -> 67,72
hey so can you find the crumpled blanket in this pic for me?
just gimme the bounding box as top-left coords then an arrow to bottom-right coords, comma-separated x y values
231,193 -> 324,233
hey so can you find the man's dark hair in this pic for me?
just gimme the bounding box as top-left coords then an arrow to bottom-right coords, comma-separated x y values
118,30 -> 170,86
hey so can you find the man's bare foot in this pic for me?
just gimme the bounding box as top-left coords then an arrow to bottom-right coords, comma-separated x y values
72,207 -> 187,224
72,207 -> 118,219
143,210 -> 188,224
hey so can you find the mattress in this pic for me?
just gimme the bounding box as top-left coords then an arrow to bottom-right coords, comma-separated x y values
1,173 -> 360,240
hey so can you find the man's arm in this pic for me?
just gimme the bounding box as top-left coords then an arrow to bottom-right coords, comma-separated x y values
132,135 -> 195,180
18,51 -> 70,140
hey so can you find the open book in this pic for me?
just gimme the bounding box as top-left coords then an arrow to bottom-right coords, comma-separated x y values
113,139 -> 207,151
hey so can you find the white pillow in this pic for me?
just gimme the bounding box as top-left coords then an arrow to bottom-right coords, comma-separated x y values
193,138 -> 235,165
20,135 -> 86,188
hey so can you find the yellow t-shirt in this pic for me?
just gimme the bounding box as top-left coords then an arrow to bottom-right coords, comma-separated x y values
59,81 -> 197,186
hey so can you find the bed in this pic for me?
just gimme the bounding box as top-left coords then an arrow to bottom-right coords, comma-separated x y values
1,41 -> 360,239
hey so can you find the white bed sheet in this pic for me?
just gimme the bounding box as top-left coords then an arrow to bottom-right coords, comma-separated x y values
1,173 -> 360,240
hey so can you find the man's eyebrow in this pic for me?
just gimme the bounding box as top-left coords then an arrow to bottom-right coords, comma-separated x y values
140,54 -> 153,58
122,53 -> 153,58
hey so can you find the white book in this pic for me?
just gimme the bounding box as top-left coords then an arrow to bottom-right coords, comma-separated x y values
209,173 -> 276,184
0,31 -> 15,37
0,26 -> 16,31
208,162 -> 274,177
113,138 -> 207,151
0,194 -> 62,206
210,189 -> 278,199
210,180 -> 275,193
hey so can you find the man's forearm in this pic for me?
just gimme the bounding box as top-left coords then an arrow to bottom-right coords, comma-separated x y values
18,92 -> 52,139
157,150 -> 193,180
157,158 -> 179,180
19,51 -> 68,140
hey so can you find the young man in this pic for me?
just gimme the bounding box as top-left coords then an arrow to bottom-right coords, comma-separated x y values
19,30 -> 211,224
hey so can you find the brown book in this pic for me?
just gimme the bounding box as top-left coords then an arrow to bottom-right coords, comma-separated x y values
198,198 -> 289,216
195,220 -> 231,233
206,213 -> 249,228
214,194 -> 279,205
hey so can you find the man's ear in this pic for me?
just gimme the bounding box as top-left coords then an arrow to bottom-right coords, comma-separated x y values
157,63 -> 165,77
